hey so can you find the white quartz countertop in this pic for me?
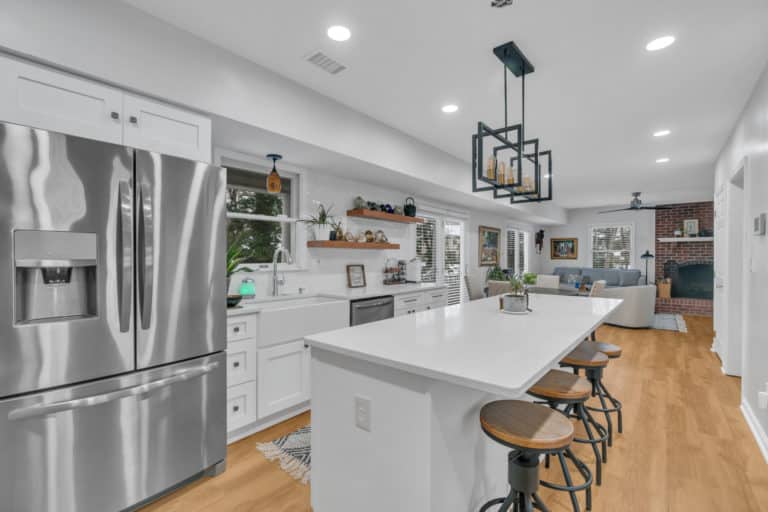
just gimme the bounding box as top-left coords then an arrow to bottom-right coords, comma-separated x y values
227,282 -> 447,316
305,294 -> 623,396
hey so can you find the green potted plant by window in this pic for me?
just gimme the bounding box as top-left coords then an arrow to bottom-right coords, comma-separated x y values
523,272 -> 537,286
303,202 -> 335,241
226,237 -> 253,301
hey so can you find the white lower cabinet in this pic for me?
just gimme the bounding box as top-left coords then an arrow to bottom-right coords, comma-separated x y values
395,288 -> 448,316
226,381 -> 257,432
256,341 -> 310,419
226,339 -> 257,388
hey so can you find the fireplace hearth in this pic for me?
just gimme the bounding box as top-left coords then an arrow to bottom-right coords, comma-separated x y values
663,260 -> 713,300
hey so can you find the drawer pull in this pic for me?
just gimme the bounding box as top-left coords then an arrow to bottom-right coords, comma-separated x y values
233,361 -> 240,368
233,405 -> 240,413
403,298 -> 418,303
233,327 -> 240,333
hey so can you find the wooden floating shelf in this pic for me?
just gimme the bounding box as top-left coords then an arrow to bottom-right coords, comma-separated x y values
346,209 -> 425,224
307,241 -> 401,250
657,237 -> 714,243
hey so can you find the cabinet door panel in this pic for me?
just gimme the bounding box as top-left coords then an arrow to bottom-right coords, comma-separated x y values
257,341 -> 310,419
123,93 -> 212,162
0,54 -> 122,144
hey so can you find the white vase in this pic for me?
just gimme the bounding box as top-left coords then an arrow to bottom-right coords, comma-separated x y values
313,224 -> 331,241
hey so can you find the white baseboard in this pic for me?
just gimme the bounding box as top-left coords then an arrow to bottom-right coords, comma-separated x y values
227,403 -> 310,445
741,399 -> 768,464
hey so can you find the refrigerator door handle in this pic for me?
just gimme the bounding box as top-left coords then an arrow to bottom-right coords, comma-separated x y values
8,362 -> 220,421
117,181 -> 133,333
138,183 -> 154,330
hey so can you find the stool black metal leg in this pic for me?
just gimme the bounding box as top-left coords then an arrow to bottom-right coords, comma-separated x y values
480,493 -> 515,512
557,451 -> 580,512
532,493 -> 550,512
599,381 -> 623,434
594,386 -> 614,446
575,403 -> 602,486
582,405 -> 608,464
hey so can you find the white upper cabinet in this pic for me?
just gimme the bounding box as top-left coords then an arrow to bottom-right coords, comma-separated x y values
123,93 -> 211,163
0,53 -> 211,162
0,55 -> 123,144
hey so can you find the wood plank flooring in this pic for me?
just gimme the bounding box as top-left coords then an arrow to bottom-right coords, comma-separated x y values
143,316 -> 768,512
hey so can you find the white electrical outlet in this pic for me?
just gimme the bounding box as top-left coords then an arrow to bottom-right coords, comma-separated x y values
354,396 -> 372,432
759,391 -> 768,410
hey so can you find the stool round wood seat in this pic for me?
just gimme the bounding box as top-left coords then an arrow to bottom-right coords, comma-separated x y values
582,339 -> 622,358
480,400 -> 574,452
528,369 -> 592,402
560,344 -> 609,368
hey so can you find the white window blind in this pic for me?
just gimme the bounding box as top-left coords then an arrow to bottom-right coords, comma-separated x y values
506,229 -> 529,275
591,225 -> 632,269
444,220 -> 463,305
416,217 -> 437,283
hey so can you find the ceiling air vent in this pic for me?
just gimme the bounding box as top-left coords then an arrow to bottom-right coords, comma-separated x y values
305,51 -> 347,75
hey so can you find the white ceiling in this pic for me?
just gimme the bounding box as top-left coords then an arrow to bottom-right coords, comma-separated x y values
122,0 -> 768,208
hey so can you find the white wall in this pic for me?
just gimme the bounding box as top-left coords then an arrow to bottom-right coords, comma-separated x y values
714,58 -> 768,458
535,207 -> 656,282
0,0 -> 566,225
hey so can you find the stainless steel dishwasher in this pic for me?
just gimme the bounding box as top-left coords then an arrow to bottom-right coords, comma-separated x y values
350,296 -> 395,326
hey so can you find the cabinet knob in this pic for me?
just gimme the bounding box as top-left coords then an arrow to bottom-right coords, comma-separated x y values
233,405 -> 240,412
129,115 -> 138,124
110,111 -> 120,120
233,327 -> 240,333
233,361 -> 240,368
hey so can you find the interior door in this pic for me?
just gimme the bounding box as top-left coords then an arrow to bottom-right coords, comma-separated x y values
0,122 -> 134,397
135,150 -> 226,369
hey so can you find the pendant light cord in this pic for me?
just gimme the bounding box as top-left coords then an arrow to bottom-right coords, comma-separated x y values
504,64 -> 508,129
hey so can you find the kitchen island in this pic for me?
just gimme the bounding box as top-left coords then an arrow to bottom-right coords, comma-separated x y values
305,293 -> 622,512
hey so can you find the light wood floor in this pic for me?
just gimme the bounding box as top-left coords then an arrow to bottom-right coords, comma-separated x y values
143,317 -> 768,512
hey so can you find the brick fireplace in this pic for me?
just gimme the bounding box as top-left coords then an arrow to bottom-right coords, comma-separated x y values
655,201 -> 714,316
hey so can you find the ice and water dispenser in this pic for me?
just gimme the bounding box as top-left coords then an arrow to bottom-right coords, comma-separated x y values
14,230 -> 98,324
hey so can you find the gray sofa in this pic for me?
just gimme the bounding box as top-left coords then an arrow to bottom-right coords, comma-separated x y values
551,267 -> 655,328
552,267 -> 642,287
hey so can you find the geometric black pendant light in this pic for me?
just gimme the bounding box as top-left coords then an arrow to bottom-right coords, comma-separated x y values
472,41 -> 553,203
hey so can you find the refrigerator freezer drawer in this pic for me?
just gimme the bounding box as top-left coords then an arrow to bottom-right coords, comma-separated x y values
0,353 -> 226,512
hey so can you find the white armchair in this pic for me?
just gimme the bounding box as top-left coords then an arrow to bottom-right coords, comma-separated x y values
599,285 -> 657,328
535,274 -> 560,289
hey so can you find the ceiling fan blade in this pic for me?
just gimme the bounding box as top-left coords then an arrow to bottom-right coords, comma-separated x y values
599,208 -> 632,214
639,205 -> 673,210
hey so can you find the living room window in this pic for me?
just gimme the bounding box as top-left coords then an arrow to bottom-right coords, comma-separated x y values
507,229 -> 529,275
416,213 -> 465,304
591,224 -> 632,269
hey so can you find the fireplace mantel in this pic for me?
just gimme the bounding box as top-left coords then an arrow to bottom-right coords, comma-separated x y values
657,237 -> 714,243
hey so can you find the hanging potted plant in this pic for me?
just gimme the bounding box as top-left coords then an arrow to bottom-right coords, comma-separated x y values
302,202 -> 335,241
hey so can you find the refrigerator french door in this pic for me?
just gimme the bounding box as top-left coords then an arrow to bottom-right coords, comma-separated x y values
0,122 -> 227,512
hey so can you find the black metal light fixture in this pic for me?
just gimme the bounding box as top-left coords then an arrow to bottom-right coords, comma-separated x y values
266,153 -> 283,194
640,250 -> 655,285
472,41 -> 553,203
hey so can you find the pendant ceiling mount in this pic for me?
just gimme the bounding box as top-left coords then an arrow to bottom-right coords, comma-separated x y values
472,41 -> 553,204
266,153 -> 283,194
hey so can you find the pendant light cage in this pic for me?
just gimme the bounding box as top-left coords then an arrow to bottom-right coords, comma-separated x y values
471,41 -> 553,203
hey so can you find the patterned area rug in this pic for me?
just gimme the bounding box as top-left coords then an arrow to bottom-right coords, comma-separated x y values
256,425 -> 311,484
652,313 -> 688,333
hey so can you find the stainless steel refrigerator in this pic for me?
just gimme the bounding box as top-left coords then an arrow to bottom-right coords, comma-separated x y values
0,121 -> 227,512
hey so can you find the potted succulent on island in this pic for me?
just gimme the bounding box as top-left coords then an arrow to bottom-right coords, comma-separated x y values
303,202 -> 335,241
502,274 -> 530,314
226,238 -> 253,306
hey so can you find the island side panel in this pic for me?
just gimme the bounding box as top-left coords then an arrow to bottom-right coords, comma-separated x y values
311,348 -> 432,512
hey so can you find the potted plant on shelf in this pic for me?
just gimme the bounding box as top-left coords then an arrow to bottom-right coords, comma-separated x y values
303,202 -> 335,241
329,218 -> 345,241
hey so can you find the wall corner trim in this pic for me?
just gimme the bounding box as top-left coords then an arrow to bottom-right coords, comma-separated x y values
741,399 -> 768,464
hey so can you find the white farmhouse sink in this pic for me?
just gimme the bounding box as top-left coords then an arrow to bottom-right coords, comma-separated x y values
248,295 -> 349,347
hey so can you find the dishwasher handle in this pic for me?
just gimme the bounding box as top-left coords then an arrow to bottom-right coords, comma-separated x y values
352,299 -> 393,310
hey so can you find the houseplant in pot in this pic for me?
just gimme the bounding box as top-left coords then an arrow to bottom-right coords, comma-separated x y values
502,274 -> 530,314
303,202 -> 335,241
226,237 -> 253,306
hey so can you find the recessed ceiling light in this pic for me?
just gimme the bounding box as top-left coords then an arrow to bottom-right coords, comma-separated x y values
653,129 -> 671,137
656,157 -> 670,164
441,104 -> 459,114
327,25 -> 351,42
646,35 -> 675,52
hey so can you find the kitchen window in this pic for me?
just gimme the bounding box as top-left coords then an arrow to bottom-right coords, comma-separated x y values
225,165 -> 297,265
506,228 -> 530,275
591,224 -> 632,269
416,214 -> 465,304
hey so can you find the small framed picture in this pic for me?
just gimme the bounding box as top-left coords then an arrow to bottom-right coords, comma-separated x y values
683,219 -> 699,237
346,264 -> 367,288
551,238 -> 578,260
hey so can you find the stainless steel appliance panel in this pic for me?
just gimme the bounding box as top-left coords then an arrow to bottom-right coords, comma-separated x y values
135,150 -> 226,368
0,122 -> 135,397
0,352 -> 226,512
350,296 -> 395,326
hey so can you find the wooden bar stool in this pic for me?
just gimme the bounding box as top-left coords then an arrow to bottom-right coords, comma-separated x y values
560,343 -> 621,446
528,369 -> 608,487
479,400 -> 593,512
584,334 -> 624,436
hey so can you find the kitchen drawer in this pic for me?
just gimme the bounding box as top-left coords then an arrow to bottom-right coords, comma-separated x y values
226,381 -> 256,432
226,339 -> 257,387
425,289 -> 448,308
395,304 -> 427,316
227,315 -> 257,342
395,293 -> 423,310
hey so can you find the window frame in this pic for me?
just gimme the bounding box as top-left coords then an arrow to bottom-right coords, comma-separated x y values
416,206 -> 467,304
216,148 -> 305,272
588,222 -> 635,270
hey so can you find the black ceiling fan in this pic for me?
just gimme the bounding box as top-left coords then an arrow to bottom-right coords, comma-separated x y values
599,192 -> 673,214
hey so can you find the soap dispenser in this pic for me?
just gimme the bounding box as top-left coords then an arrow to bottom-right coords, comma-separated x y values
239,277 -> 256,299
